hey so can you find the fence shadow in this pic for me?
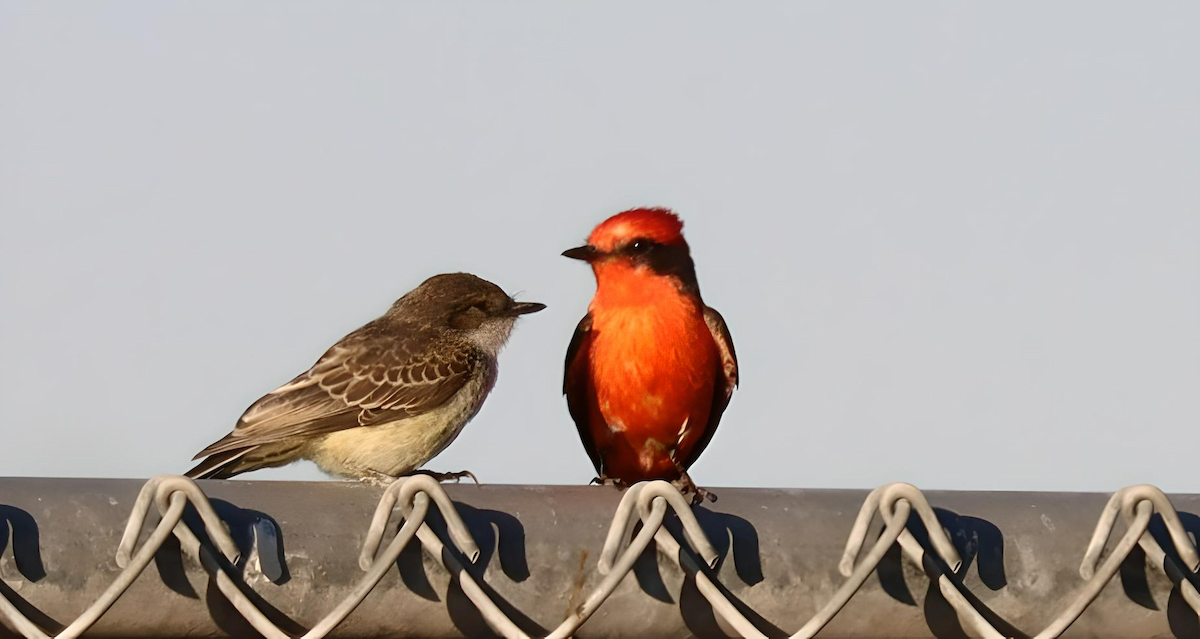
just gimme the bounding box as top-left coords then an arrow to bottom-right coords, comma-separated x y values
189,499 -> 303,637
675,506 -> 786,638
880,507 -> 1023,639
415,502 -> 543,638
1154,510 -> 1200,639
0,506 -> 57,637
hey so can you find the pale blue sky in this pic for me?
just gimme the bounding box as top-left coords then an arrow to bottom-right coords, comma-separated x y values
1,2 -> 1197,491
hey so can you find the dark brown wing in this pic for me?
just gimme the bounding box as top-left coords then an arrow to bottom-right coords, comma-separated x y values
681,306 -> 739,469
194,322 -> 480,458
563,313 -> 603,475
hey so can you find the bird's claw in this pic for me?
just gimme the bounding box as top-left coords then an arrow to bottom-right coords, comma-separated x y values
671,472 -> 717,505
418,469 -> 480,484
590,475 -> 630,490
358,469 -> 479,486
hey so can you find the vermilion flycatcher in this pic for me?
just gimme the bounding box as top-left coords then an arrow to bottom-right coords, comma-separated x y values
562,208 -> 738,502
187,273 -> 544,482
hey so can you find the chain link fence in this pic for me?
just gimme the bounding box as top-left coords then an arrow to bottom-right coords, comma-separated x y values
1,475 -> 1198,637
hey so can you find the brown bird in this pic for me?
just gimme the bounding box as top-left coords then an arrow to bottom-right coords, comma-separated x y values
187,273 -> 545,482
563,208 -> 737,502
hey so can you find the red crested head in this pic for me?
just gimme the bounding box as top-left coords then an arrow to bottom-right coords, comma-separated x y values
563,207 -> 701,301
586,208 -> 686,254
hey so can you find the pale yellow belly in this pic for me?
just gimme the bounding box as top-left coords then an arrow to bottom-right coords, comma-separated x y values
304,370 -> 490,478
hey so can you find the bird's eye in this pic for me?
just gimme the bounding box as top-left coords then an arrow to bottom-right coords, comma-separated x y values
629,238 -> 654,253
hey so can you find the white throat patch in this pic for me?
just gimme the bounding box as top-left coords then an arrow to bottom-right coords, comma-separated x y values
467,317 -> 518,356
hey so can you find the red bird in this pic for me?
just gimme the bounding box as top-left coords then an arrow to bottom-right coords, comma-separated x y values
562,208 -> 738,502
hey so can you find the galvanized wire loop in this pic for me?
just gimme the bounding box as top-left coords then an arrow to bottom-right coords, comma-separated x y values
876,483 -> 963,573
597,481 -> 720,575
1119,485 -> 1200,574
359,474 -> 480,571
1078,485 -> 1200,618
866,484 -> 994,637
824,483 -> 990,637
117,474 -> 240,568
838,483 -> 962,577
1079,484 -> 1200,581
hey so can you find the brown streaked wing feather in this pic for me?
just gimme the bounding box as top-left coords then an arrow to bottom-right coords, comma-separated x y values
563,313 -> 603,475
195,325 -> 480,458
682,306 -> 739,469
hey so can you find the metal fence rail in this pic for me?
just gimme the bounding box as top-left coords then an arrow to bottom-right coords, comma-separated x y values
1,476 -> 1198,637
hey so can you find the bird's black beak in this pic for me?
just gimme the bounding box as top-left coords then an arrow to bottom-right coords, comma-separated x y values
562,245 -> 600,262
508,301 -> 547,316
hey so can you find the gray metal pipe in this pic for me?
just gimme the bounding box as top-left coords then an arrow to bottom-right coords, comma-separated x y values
1,478 -> 1198,638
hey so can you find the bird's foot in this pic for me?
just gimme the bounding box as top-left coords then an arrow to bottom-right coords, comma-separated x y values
413,469 -> 480,484
357,469 -> 479,486
590,475 -> 630,490
671,471 -> 717,505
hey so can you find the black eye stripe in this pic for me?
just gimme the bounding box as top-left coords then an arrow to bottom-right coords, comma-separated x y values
627,238 -> 658,253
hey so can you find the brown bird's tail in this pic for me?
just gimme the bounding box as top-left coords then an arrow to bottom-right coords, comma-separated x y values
185,449 -> 254,479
